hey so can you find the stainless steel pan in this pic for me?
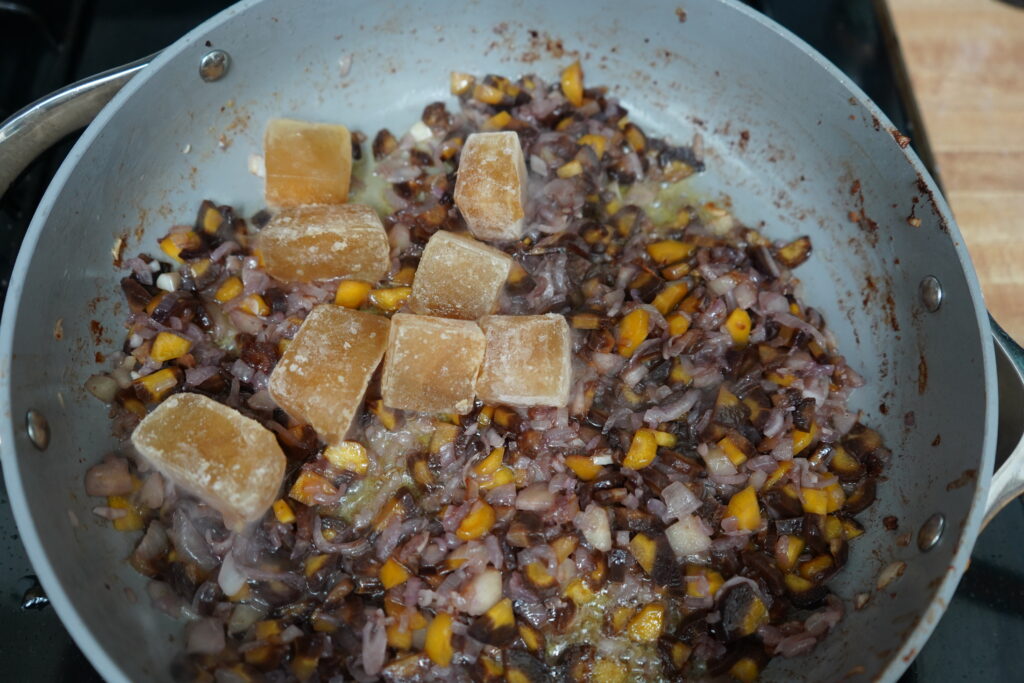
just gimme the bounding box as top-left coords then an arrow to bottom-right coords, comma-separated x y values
3,0 -> 1023,680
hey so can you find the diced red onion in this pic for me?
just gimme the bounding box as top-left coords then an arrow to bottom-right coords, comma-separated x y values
461,569 -> 503,615
644,390 -> 700,426
516,483 -> 555,512
85,374 -> 119,403
577,504 -> 612,551
666,515 -> 712,556
138,472 -> 165,509
662,481 -> 702,519
217,549 -> 246,597
361,610 -> 387,676
85,455 -> 133,496
185,619 -> 226,656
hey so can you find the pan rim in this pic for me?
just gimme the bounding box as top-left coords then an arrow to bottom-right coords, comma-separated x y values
0,0 -> 998,681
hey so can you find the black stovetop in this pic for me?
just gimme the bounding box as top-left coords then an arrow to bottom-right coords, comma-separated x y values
1,1 -> 1021,680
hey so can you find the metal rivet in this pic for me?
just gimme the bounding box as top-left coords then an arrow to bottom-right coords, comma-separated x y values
25,409 -> 49,451
918,513 -> 945,552
20,577 -> 49,610
199,49 -> 231,82
920,275 -> 943,312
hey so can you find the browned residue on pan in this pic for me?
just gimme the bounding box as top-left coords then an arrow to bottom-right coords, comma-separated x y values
889,127 -> 911,149
89,320 -> 104,346
917,353 -> 928,394
945,469 -> 977,491
931,433 -> 941,446
885,292 -> 900,331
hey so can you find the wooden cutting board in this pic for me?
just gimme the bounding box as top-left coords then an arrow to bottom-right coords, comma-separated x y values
886,0 -> 1024,338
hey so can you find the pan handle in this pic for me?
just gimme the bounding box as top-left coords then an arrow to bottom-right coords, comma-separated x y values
0,55 -> 151,198
984,316 -> 1024,527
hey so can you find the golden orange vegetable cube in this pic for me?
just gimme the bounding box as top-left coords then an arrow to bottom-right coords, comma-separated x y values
381,313 -> 486,414
268,305 -> 389,444
131,393 -> 286,529
264,118 -> 352,207
476,314 -> 572,407
258,204 -> 389,283
409,231 -> 513,320
454,132 -> 528,242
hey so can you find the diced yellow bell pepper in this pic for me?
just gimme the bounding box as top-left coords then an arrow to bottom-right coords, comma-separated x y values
764,460 -> 793,490
627,603 -> 664,642
623,124 -> 646,152
629,533 -> 657,575
291,654 -> 319,682
473,83 -> 504,105
685,565 -> 724,598
107,495 -> 144,531
456,501 -> 495,541
730,657 -> 760,683
239,293 -> 270,316
653,430 -> 677,447
557,160 -> 583,178
800,482 -> 846,514
480,466 -> 514,490
561,60 -> 584,107
793,422 -> 818,454
133,367 -> 180,403
429,422 -> 460,454
370,286 -> 412,313
592,659 -> 628,683
474,447 -> 504,477
288,470 -> 338,507
778,535 -> 805,572
617,308 -> 650,357
718,435 -> 748,466
563,577 -> 594,604
305,554 -> 330,577
369,399 -> 398,430
425,612 -> 454,666
149,332 -> 192,362
159,231 -> 201,263
323,441 -> 369,475
623,428 -> 658,469
334,280 -> 372,308
272,499 -> 296,524
565,454 -> 603,481
578,134 -> 606,159
483,110 -> 512,131
670,358 -> 692,384
380,557 -> 411,589
799,553 -> 834,580
450,71 -> 474,95
646,240 -> 695,265
392,264 -> 417,286
725,308 -> 752,346
652,282 -> 689,315
726,485 -> 761,531
387,623 -> 413,650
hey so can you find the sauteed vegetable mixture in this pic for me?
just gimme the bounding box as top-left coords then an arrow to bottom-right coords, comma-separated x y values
84,64 -> 887,682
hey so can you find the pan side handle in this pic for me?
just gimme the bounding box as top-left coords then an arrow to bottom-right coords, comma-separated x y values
984,316 -> 1024,527
0,56 -> 151,198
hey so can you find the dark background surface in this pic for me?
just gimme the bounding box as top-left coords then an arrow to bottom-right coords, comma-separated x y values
0,1 -> 1021,680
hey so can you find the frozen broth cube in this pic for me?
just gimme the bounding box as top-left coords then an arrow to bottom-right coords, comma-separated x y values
131,393 -> 286,529
410,231 -> 513,320
382,313 -> 485,414
258,204 -> 390,283
454,131 -> 527,242
264,118 -> 352,207
477,314 -> 572,407
269,305 -> 389,444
